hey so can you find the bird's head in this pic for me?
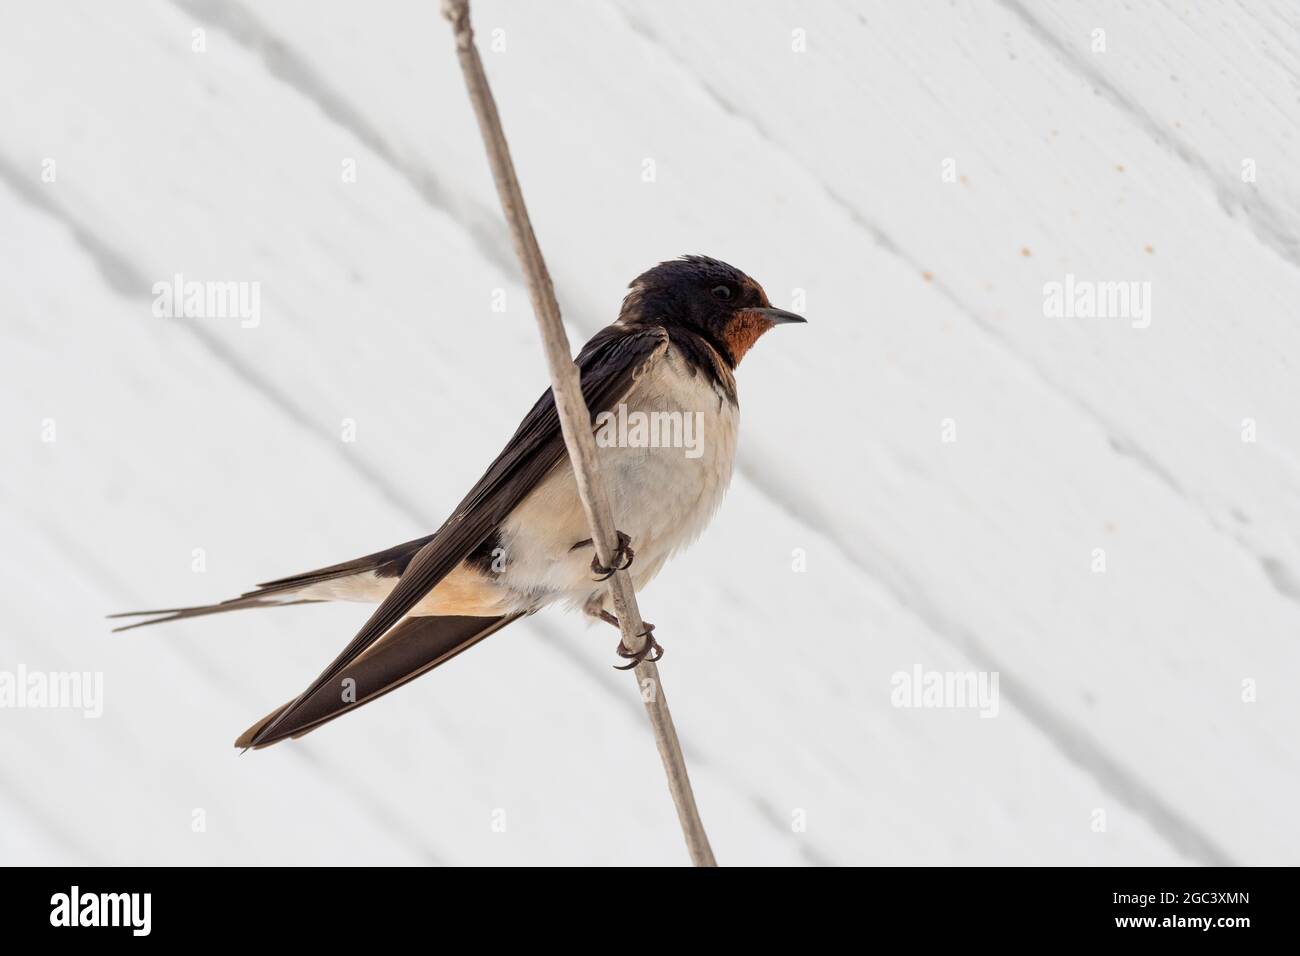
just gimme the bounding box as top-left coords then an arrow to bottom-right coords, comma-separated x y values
618,255 -> 806,366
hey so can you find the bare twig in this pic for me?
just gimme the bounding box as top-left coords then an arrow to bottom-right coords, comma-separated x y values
441,0 -> 716,867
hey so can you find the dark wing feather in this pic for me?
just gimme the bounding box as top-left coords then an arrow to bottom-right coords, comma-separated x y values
236,612 -> 524,749
252,533 -> 437,592
247,324 -> 669,747
109,534 -> 436,631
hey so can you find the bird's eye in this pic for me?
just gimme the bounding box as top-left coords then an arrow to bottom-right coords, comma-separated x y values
711,285 -> 733,301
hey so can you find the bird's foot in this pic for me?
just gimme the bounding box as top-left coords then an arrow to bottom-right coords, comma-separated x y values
582,529 -> 635,581
614,621 -> 663,670
586,604 -> 662,669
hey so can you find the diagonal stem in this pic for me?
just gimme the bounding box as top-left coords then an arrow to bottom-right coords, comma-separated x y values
440,0 -> 716,866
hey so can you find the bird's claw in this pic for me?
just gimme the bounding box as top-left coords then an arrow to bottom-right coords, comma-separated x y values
613,623 -> 663,670
590,530 -> 635,581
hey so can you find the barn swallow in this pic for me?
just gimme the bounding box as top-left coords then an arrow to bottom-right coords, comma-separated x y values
111,255 -> 805,748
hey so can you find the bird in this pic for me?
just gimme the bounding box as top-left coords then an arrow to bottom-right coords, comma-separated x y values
110,255 -> 806,748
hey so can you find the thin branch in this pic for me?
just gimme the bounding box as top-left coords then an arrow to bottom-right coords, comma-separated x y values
441,0 -> 716,867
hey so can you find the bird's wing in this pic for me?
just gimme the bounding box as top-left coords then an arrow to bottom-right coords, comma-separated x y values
236,612 -> 525,748
108,534 -> 436,632
246,324 -> 670,747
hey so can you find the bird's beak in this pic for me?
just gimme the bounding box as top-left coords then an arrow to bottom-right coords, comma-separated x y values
752,307 -> 807,325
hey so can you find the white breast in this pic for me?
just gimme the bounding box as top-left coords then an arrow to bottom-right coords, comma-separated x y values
493,344 -> 739,613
